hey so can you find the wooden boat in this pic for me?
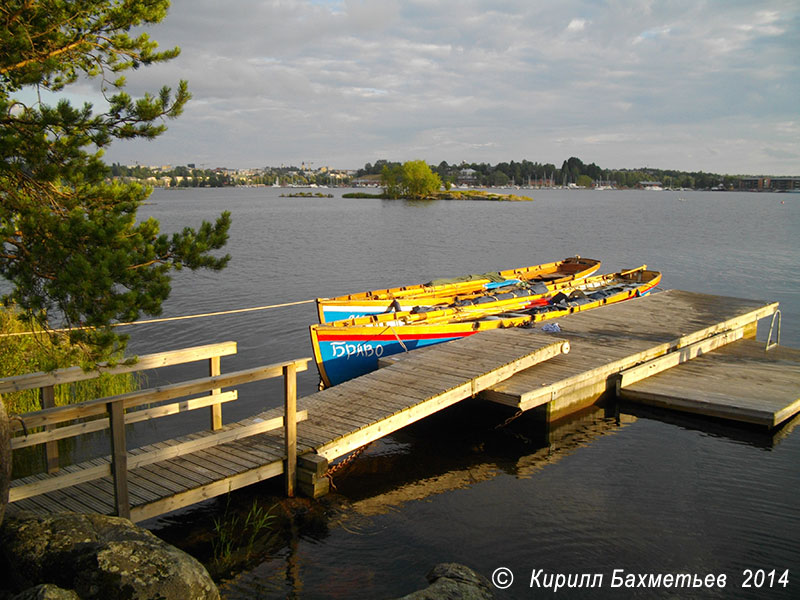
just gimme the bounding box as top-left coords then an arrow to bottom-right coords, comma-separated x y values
316,256 -> 601,322
310,267 -> 661,387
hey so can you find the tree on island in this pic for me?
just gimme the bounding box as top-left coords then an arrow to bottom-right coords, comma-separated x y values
0,0 -> 231,365
381,160 -> 442,199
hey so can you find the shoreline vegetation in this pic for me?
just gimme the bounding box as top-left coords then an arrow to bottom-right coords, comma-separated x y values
0,308 -> 138,416
343,189 -> 532,201
108,156 -> 798,191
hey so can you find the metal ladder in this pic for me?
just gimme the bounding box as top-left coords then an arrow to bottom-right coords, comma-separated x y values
765,310 -> 781,351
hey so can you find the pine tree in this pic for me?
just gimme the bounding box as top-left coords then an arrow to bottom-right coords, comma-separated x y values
1,1 -> 230,364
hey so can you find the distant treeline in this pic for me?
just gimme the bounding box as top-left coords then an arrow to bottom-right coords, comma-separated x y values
108,164 -> 342,188
356,157 -> 742,189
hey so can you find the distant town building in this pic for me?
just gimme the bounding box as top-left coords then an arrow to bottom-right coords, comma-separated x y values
739,177 -> 800,192
638,181 -> 664,190
457,168 -> 478,185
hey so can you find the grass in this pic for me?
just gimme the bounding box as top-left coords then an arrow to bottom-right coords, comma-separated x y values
0,307 -> 138,415
1,307 -> 141,477
209,495 -> 279,579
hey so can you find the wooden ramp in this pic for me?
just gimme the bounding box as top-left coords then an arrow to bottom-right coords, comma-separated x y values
8,329 -> 567,522
480,290 -> 779,419
294,328 -> 569,461
618,339 -> 800,427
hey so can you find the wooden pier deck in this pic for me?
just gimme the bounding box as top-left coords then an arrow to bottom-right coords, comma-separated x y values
6,329 -> 567,522
5,288 -> 798,522
479,289 -> 782,419
618,339 -> 800,427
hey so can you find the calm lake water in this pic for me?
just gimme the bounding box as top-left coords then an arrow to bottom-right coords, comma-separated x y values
130,187 -> 799,599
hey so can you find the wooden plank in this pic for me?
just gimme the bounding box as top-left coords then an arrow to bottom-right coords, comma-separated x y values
201,445 -> 261,471
82,475 -> 153,507
11,358 -> 311,432
295,422 -> 342,446
484,338 -> 673,408
222,440 -> 281,465
620,339 -> 800,427
41,385 -> 59,473
284,363 -> 297,497
235,433 -> 290,457
9,462 -> 110,502
125,470 -> 178,499
0,341 -> 239,394
317,382 -> 475,459
108,401 -> 130,518
616,328 -> 744,389
8,410 -> 307,503
138,457 -> 214,488
129,460 -> 285,523
122,410 -> 307,470
134,464 -> 198,495
34,483 -> 111,515
170,450 -> 238,479
209,355 -> 223,430
192,446 -> 252,475
10,391 -> 238,450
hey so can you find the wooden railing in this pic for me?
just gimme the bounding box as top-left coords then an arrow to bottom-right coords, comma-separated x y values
1,342 -> 311,518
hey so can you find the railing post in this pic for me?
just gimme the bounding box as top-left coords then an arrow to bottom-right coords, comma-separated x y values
283,363 -> 297,498
41,385 -> 59,473
209,355 -> 222,430
107,400 -> 130,519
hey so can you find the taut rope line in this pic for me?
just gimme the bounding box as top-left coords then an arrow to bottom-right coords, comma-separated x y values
0,298 -> 316,338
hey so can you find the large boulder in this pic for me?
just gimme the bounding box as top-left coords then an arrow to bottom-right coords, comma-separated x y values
10,584 -> 81,600
396,563 -> 494,600
0,399 -> 10,527
0,511 -> 219,600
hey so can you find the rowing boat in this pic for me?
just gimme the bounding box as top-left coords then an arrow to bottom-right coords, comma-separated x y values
310,267 -> 661,387
316,256 -> 601,322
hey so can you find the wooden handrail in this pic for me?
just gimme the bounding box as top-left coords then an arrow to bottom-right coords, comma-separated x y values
10,391 -> 239,450
0,341 -> 238,394
1,341 -> 239,475
8,410 -> 310,503
9,358 -> 311,432
8,354 -> 313,518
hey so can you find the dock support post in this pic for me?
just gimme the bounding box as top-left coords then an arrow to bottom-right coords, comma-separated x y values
284,363 -> 297,497
209,355 -> 222,430
41,385 -> 59,474
107,401 -> 130,519
297,453 -> 330,498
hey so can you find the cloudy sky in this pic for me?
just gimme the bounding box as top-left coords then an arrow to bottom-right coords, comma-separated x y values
96,0 -> 797,174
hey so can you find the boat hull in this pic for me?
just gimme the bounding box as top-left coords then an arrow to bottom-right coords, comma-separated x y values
310,268 -> 661,387
316,256 -> 600,322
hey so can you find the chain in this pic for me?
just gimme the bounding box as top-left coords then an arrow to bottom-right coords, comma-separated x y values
494,409 -> 524,429
324,443 -> 371,490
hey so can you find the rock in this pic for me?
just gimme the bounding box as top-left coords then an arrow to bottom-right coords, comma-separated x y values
395,563 -> 494,600
10,584 -> 80,600
0,511 -> 219,600
0,400 -> 10,527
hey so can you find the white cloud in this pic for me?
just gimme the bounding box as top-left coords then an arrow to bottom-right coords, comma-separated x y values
91,0 -> 800,175
566,18 -> 588,32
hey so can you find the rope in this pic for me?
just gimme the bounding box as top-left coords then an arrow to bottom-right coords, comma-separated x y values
0,298 -> 316,338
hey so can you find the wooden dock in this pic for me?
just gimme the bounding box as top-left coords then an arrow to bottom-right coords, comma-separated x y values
479,289 -> 783,419
618,339 -> 800,427
4,288 -> 799,522
5,329 -> 567,522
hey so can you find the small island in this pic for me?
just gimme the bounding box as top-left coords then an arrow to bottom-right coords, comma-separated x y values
343,189 -> 531,201
343,160 -> 532,201
280,191 -> 334,198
